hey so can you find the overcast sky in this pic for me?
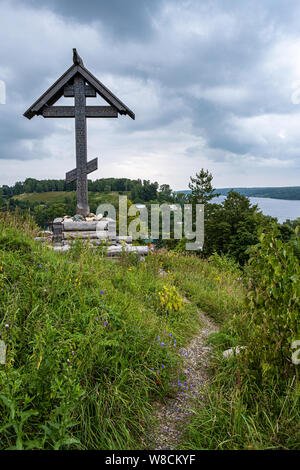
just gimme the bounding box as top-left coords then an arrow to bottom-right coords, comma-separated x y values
1,0 -> 300,189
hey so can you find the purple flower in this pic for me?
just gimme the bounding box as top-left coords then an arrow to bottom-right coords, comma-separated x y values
5,324 -> 9,329
104,321 -> 108,327
100,290 -> 104,294
67,359 -> 70,364
162,365 -> 165,369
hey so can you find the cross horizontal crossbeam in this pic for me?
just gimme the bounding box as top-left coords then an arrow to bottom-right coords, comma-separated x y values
42,105 -> 118,118
64,84 -> 96,97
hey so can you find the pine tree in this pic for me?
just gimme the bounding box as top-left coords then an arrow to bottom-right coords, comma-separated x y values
188,169 -> 219,205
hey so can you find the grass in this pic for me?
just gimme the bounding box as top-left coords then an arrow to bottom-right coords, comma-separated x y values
1,213 -> 298,450
0,213 -> 214,450
179,348 -> 300,450
176,249 -> 300,450
12,191 -> 127,207
155,250 -> 245,323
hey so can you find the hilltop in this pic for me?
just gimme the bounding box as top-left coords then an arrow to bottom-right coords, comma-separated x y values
0,214 -> 299,449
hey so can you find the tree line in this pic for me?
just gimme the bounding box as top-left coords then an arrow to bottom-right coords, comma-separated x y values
0,177 -> 171,203
1,171 -> 299,265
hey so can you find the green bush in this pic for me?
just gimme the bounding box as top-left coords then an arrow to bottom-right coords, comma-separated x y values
244,226 -> 300,380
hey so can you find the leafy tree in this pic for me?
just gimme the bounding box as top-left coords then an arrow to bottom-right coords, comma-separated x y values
203,191 -> 274,264
158,184 -> 173,203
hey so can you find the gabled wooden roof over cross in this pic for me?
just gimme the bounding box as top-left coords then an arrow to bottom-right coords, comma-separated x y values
24,49 -> 135,217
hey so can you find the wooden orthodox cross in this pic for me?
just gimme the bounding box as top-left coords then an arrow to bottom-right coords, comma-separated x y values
24,49 -> 135,216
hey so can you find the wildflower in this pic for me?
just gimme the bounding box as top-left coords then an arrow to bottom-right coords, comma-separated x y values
100,290 -> 104,294
5,324 -> 9,329
104,321 -> 108,327
161,365 -> 165,369
67,359 -> 70,365
169,333 -> 172,337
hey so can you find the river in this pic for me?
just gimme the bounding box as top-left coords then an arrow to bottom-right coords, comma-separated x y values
215,196 -> 300,224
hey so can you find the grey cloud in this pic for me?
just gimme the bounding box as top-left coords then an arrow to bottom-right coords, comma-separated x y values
1,0 -> 300,185
24,0 -> 162,40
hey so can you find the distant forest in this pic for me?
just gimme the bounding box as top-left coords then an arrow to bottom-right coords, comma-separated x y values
179,186 -> 300,200
1,177 -> 300,200
0,177 -> 167,203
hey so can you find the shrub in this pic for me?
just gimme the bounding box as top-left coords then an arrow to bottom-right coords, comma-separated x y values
158,285 -> 184,315
243,225 -> 300,380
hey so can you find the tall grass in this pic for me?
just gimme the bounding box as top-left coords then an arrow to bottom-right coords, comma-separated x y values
0,214 -> 204,449
179,233 -> 300,450
155,250 -> 245,323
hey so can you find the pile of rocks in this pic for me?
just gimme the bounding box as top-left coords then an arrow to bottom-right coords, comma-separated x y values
49,213 -> 150,257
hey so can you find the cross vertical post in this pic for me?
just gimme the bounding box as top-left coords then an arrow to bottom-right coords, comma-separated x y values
74,74 -> 89,216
